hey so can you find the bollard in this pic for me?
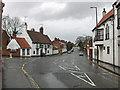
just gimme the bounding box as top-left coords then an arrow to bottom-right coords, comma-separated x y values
10,53 -> 12,58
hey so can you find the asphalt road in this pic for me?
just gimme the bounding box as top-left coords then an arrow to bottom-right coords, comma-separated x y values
2,48 -> 120,89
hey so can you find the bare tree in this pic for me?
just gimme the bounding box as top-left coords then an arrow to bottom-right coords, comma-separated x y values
2,15 -> 24,38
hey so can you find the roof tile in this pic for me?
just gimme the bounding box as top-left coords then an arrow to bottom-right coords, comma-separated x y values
16,38 -> 31,49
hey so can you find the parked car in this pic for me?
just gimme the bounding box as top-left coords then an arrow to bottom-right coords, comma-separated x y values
79,51 -> 84,56
68,51 -> 71,54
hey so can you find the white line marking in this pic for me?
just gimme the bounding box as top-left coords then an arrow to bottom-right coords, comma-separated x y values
71,72 -> 96,87
63,60 -> 64,62
68,70 -> 79,73
84,73 -> 96,86
58,65 -> 66,70
75,65 -> 80,71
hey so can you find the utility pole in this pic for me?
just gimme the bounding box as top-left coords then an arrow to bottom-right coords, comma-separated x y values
90,6 -> 99,63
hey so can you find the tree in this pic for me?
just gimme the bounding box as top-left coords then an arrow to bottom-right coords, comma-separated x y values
66,41 -> 74,51
2,15 -> 24,38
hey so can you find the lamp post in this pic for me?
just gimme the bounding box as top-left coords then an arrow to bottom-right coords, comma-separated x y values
90,6 -> 99,63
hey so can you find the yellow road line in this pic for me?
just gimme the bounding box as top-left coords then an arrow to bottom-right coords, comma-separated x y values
21,68 -> 41,89
21,64 -> 41,90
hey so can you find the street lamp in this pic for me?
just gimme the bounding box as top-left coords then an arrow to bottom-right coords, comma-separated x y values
90,6 -> 99,64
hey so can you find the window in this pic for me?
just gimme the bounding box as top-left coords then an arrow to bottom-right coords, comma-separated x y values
27,49 -> 30,55
94,29 -> 104,41
33,51 -> 35,54
48,45 -> 50,48
105,24 -> 109,40
22,49 -> 25,55
103,46 -> 105,50
97,29 -> 104,40
48,50 -> 49,53
107,46 -> 110,54
36,49 -> 39,55
36,44 -> 39,48
40,44 -> 43,48
117,7 -> 120,28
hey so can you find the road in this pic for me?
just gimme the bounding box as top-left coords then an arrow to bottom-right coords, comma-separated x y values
2,48 -> 120,89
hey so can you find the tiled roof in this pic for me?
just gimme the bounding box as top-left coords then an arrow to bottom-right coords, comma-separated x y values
27,30 -> 52,44
16,38 -> 31,49
93,9 -> 113,31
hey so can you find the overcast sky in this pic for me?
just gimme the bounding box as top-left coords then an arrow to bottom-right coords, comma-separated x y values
3,0 -> 116,43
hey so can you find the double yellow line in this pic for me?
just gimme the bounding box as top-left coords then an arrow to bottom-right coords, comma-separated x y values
21,63 -> 41,90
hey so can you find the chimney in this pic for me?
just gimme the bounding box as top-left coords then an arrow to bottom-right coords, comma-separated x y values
31,28 -> 35,31
12,35 -> 16,39
25,22 -> 27,30
55,37 -> 58,41
40,26 -> 43,34
102,8 -> 106,17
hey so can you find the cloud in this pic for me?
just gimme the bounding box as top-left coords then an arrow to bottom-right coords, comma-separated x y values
3,1 -> 115,42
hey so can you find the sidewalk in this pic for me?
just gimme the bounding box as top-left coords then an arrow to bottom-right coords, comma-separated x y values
90,58 -> 120,76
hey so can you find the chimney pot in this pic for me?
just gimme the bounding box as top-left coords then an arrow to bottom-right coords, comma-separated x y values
102,8 -> 106,17
40,26 -> 43,34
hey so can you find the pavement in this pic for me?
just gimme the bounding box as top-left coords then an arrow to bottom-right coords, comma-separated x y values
89,57 -> 120,76
2,48 -> 120,89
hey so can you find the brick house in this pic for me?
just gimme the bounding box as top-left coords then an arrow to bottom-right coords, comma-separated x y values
52,38 -> 67,54
2,30 -> 10,56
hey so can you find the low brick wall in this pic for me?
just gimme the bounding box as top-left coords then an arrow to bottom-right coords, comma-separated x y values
2,49 -> 20,57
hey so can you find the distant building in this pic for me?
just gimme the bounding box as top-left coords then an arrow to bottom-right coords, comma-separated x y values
52,38 -> 67,54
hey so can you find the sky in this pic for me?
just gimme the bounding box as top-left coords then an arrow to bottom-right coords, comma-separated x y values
2,0 -> 116,43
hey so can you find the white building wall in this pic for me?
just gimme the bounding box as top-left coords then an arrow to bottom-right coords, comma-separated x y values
102,20 -> 113,64
93,17 -> 114,64
7,39 -> 21,50
53,50 -> 59,54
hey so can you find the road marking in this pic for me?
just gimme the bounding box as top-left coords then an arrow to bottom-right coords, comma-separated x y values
63,60 -> 64,62
71,72 -> 96,87
58,65 -> 66,70
21,58 -> 41,89
75,65 -> 80,71
21,68 -> 40,89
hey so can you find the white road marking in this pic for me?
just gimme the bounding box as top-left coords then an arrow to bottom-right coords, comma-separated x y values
58,65 -> 66,70
71,72 -> 96,87
68,70 -> 80,73
84,73 -> 96,86
63,60 -> 64,62
75,65 -> 80,71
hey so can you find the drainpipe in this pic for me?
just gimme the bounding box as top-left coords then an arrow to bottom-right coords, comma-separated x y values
112,2 -> 116,66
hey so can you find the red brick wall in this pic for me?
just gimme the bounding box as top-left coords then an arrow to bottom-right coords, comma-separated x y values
2,31 -> 10,50
2,49 -> 20,57
52,41 -> 62,54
